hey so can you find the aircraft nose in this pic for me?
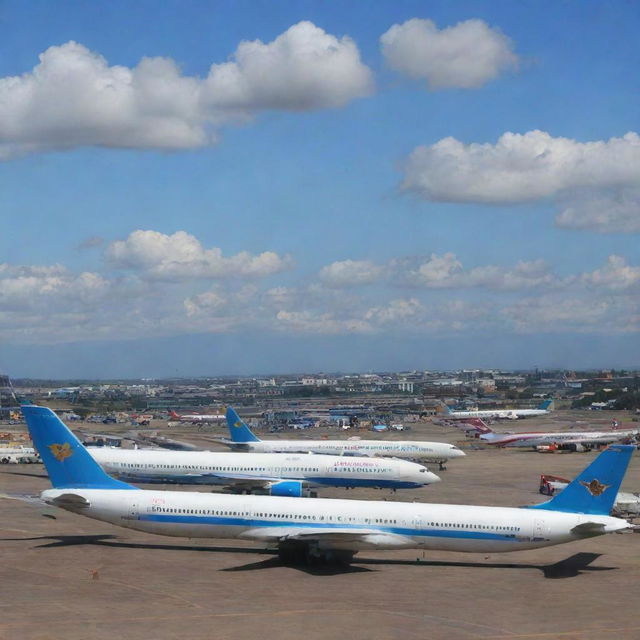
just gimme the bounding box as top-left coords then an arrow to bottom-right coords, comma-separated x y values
451,447 -> 466,458
415,466 -> 440,484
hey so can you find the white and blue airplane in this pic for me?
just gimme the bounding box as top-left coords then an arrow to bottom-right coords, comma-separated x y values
86,446 -> 440,494
444,399 -> 553,420
220,408 -> 465,469
21,405 -> 634,565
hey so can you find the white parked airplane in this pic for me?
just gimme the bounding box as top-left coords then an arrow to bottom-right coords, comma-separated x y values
168,410 -> 225,423
221,408 -> 465,469
444,399 -> 553,420
87,447 -> 439,494
457,419 -> 640,449
21,405 -> 635,565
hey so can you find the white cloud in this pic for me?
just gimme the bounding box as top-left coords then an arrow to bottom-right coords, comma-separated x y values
184,289 -> 227,317
106,230 -> 292,280
502,295 -> 639,334
204,21 -> 373,112
380,18 -> 517,90
0,22 -> 372,159
364,298 -> 423,324
275,310 -> 371,335
319,259 -> 384,287
398,253 -> 555,290
402,131 -> 640,204
555,188 -> 640,233
0,263 -> 109,311
578,255 -> 640,291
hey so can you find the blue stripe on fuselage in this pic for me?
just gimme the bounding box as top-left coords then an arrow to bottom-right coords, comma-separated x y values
116,474 -> 423,489
137,513 -> 518,541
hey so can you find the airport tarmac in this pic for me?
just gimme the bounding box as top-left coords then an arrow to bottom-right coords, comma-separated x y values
1,414 -> 640,640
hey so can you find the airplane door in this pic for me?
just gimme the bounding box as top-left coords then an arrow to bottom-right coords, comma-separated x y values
129,499 -> 138,520
533,519 -> 546,541
413,515 -> 425,545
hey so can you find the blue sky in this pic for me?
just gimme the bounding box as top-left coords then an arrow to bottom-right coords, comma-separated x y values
1,1 -> 638,377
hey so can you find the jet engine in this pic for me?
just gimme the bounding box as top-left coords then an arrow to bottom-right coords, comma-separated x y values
268,480 -> 311,497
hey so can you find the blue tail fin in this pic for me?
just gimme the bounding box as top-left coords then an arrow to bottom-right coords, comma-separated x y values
538,399 -> 552,410
529,445 -> 634,514
226,407 -> 260,443
21,405 -> 136,490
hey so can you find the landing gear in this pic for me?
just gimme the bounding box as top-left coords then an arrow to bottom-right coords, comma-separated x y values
438,461 -> 447,471
277,542 -> 355,566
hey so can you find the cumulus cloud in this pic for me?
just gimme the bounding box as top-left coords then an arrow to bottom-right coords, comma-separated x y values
555,188 -> 640,234
380,18 -> 517,90
578,255 -> 640,291
364,298 -> 423,324
402,131 -> 640,204
204,21 -> 373,111
274,310 -> 371,335
319,259 -> 384,287
396,253 -> 556,290
0,22 -> 372,159
105,230 -> 292,280
502,295 -> 639,334
0,263 -> 109,311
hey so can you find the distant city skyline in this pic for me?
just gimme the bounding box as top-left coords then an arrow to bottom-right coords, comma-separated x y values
1,1 -> 638,378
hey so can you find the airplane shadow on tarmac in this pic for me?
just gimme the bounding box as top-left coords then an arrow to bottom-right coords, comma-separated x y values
0,533 -> 617,578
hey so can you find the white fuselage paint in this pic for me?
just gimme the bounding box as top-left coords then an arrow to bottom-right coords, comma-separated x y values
41,488 -> 628,553
87,447 -> 439,488
482,428 -> 640,448
228,439 -> 465,462
448,409 -> 549,420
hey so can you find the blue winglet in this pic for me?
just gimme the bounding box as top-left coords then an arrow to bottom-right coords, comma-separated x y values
21,405 -> 137,490
529,444 -> 634,514
225,407 -> 261,443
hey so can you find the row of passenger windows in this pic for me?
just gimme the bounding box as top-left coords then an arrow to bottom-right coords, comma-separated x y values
426,522 -> 520,532
149,507 -> 518,532
115,462 -> 391,474
150,506 -> 397,522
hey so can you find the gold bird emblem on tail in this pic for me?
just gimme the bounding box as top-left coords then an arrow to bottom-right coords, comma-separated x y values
49,442 -> 73,462
579,479 -> 610,496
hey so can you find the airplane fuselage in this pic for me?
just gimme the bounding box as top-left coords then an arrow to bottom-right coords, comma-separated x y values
482,428 -> 640,448
41,488 -> 627,554
225,439 -> 465,463
87,447 -> 437,489
448,409 -> 549,420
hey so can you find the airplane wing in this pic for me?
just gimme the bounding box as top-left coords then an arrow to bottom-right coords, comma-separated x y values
0,492 -> 46,506
239,526 -> 414,548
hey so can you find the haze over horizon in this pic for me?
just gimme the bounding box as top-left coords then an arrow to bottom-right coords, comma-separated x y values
1,1 -> 638,378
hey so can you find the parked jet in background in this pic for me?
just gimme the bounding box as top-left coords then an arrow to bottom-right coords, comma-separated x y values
222,408 -> 465,469
21,405 -> 634,565
168,409 -> 225,423
456,419 -> 640,449
444,399 -> 553,420
87,446 -> 440,494
0,445 -> 39,464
